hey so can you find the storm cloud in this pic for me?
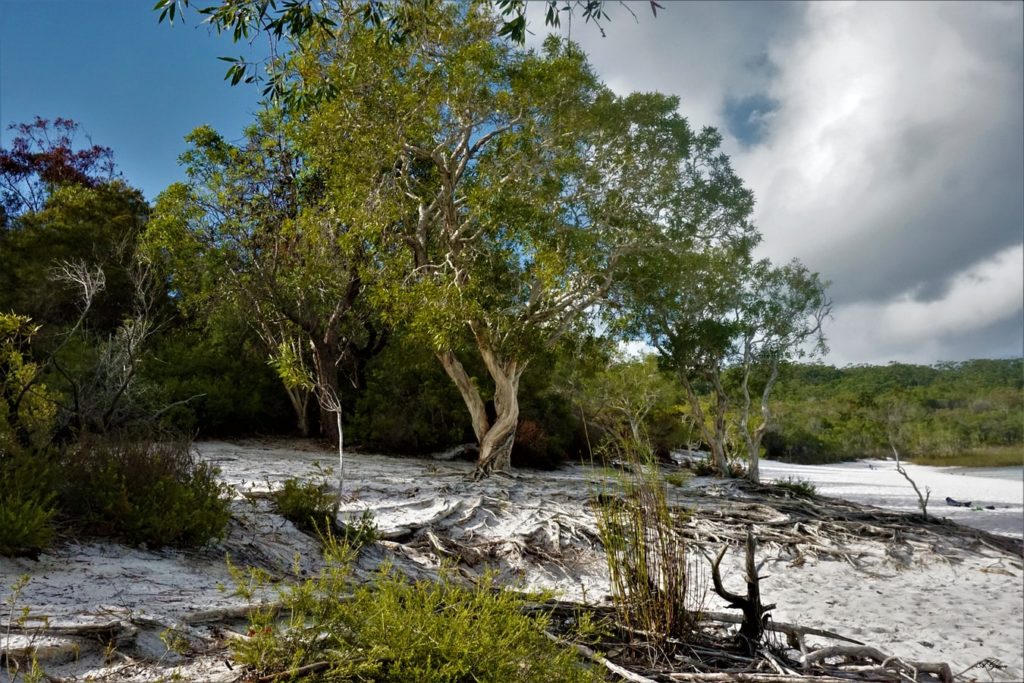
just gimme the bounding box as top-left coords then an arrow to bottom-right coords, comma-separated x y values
537,1 -> 1023,365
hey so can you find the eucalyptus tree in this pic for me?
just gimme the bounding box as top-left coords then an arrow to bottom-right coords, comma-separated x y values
285,3 -> 699,474
734,260 -> 829,482
147,113 -> 384,439
643,244 -> 751,477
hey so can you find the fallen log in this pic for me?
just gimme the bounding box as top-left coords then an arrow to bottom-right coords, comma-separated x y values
544,631 -> 659,683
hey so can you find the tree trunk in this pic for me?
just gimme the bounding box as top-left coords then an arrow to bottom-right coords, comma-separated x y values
681,375 -> 730,477
741,354 -> 780,485
708,372 -> 732,477
311,341 -> 341,443
437,350 -> 490,444
436,344 -> 524,476
285,386 -> 311,437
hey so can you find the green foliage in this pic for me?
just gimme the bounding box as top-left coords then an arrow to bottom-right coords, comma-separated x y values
592,440 -> 700,649
272,476 -> 338,535
577,355 -> 686,460
0,182 -> 151,335
142,326 -> 294,436
0,450 -> 58,557
767,359 -> 1024,464
664,471 -> 689,488
349,336 -> 470,454
231,554 -> 602,682
689,457 -> 746,478
59,438 -> 231,548
909,446 -> 1023,468
772,477 -> 817,498
0,314 -> 57,452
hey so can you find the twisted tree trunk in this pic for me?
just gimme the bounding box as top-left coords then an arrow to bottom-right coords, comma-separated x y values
436,340 -> 524,476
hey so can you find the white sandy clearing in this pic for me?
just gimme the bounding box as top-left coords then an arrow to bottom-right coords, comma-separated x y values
1,440 -> 1021,682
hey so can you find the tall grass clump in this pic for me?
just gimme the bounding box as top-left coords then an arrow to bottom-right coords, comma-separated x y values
592,440 -> 704,650
230,538 -> 602,682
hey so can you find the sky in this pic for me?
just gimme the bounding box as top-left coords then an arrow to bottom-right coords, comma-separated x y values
1,1 -> 1022,367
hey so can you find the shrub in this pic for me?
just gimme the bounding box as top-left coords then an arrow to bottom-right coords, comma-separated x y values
60,438 -> 231,548
664,471 -> 689,488
773,476 -> 818,498
0,450 -> 58,557
231,549 -> 602,682
271,476 -> 338,535
689,457 -> 746,478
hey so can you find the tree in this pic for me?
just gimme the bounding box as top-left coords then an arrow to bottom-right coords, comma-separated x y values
624,135 -> 760,474
576,354 -> 681,456
146,113 -> 384,440
735,260 -> 829,482
0,117 -> 116,225
291,4 -> 704,474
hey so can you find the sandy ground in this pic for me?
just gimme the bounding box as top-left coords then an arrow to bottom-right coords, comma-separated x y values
758,458 -> 1024,537
1,441 -> 1022,682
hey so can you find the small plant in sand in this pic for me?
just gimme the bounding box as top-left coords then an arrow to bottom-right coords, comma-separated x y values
773,476 -> 817,498
229,536 -> 602,682
0,451 -> 58,557
592,439 -> 705,652
271,475 -> 339,535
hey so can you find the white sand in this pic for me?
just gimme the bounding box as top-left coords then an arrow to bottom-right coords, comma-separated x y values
759,458 -> 1024,537
2,441 -> 1021,681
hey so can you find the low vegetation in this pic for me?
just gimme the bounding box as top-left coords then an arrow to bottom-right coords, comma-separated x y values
60,438 -> 231,548
231,541 -> 603,683
593,441 -> 703,651
772,476 -> 818,498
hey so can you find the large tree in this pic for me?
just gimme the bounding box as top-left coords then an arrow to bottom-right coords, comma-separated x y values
286,4 -> 718,474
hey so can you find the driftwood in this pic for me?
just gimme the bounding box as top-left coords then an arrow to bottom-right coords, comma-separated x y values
803,645 -> 953,683
0,619 -> 126,640
708,529 -> 773,652
698,612 -> 863,646
668,674 -> 854,682
545,631 -> 659,683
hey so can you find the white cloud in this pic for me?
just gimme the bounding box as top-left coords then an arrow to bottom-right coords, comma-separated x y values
539,1 -> 1023,365
825,244 -> 1024,365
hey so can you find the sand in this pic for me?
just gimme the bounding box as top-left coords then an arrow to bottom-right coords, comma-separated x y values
1,441 -> 1021,682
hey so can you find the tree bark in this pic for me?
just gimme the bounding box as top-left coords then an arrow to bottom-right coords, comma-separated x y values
284,385 -> 311,437
437,350 -> 490,444
740,350 -> 780,485
681,375 -> 730,477
311,340 -> 341,442
436,344 -> 523,476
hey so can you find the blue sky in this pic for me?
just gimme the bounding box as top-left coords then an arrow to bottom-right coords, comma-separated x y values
0,0 -> 263,201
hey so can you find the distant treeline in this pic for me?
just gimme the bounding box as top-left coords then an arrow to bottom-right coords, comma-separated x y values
763,359 -> 1023,465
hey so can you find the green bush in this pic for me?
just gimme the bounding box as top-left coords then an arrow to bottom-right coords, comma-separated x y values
690,457 -> 747,478
231,549 -> 602,683
272,477 -> 339,535
0,450 -> 58,557
60,438 -> 231,548
773,476 -> 818,498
